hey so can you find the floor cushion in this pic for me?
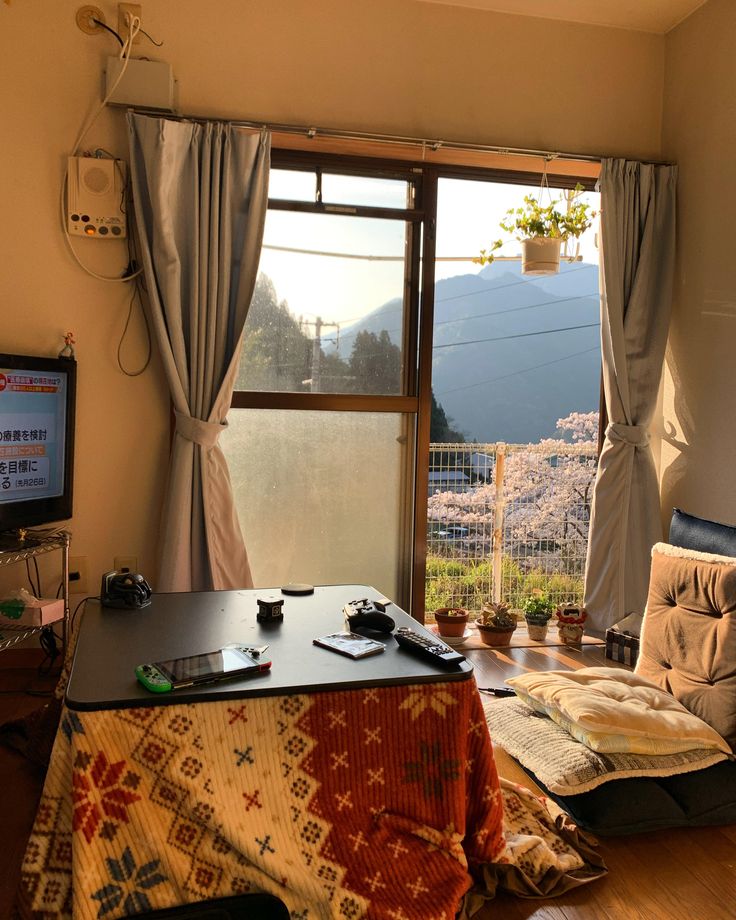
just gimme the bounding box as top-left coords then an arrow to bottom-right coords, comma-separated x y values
483,697 -> 728,796
636,542 -> 736,751
528,759 -> 736,836
505,667 -> 730,756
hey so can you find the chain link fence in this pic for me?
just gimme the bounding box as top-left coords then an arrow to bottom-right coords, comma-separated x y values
426,441 -> 597,615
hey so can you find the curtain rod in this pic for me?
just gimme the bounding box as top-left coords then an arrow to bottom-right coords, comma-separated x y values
130,109 -> 673,167
130,108 -> 603,165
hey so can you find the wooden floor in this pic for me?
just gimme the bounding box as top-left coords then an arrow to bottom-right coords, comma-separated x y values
1,645 -> 735,920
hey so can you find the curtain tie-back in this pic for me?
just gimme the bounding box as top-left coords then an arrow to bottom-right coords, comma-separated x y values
606,422 -> 650,448
174,410 -> 226,449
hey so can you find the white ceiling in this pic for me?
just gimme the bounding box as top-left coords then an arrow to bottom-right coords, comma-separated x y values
417,0 -> 709,34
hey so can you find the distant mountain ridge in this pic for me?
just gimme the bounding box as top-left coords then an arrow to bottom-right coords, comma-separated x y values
325,261 -> 601,442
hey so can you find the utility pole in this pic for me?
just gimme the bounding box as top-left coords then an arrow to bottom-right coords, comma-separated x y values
300,315 -> 339,392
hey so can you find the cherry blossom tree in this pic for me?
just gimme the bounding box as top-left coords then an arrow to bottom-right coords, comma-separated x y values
426,412 -> 599,604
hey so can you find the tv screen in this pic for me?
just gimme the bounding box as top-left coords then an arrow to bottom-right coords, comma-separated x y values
0,353 -> 76,533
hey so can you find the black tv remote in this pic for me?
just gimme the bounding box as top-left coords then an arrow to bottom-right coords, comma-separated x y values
393,627 -> 466,667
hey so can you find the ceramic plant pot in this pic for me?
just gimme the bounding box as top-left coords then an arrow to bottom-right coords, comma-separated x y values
521,236 -> 561,275
435,607 -> 470,638
525,619 -> 549,641
476,623 -> 516,647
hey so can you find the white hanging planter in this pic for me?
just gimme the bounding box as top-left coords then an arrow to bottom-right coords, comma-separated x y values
521,236 -> 562,275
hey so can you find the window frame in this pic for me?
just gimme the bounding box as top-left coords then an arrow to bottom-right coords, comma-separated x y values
230,147 -> 600,620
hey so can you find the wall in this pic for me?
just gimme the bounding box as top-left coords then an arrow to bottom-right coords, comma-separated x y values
661,0 -> 736,528
0,0 -> 665,602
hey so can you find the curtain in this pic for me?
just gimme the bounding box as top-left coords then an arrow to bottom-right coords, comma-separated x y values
583,158 -> 677,634
127,112 -> 270,592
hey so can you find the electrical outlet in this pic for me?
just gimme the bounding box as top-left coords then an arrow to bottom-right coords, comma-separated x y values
114,556 -> 138,574
69,556 -> 89,595
118,3 -> 142,43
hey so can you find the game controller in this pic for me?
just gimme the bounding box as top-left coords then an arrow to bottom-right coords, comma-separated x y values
135,663 -> 173,693
343,598 -> 396,634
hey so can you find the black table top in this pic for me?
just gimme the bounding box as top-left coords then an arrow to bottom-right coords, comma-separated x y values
65,584 -> 474,711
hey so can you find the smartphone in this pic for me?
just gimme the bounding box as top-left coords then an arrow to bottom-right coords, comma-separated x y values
135,645 -> 271,693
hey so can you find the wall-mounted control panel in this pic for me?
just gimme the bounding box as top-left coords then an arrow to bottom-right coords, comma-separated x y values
67,156 -> 127,239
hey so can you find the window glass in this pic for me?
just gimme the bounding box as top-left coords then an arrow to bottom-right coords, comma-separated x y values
267,168 -> 316,202
236,210 -> 410,395
222,409 -> 414,603
321,173 -> 410,209
426,178 -> 601,615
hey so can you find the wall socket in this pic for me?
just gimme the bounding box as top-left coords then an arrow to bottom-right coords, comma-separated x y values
118,3 -> 142,43
114,556 -> 138,574
69,556 -> 89,595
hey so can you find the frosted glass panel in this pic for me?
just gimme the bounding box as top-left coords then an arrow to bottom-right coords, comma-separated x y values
222,410 -> 414,605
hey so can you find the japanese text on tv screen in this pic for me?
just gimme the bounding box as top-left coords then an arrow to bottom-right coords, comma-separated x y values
0,367 -> 68,504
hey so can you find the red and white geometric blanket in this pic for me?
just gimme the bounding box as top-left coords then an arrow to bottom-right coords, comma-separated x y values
18,680 -> 604,919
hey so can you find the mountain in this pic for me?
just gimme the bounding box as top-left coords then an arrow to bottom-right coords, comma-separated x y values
326,261 -> 601,443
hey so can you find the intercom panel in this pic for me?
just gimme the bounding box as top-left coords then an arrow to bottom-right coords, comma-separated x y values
66,156 -> 127,239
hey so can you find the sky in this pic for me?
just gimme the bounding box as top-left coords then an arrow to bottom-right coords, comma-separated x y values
256,170 -> 600,330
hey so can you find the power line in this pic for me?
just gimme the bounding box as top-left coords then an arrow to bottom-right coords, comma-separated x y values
436,346 -> 600,396
432,321 -> 600,351
434,264 -> 596,305
434,293 -> 596,328
321,264 -> 597,333
323,291 -> 599,348
320,270 -> 599,345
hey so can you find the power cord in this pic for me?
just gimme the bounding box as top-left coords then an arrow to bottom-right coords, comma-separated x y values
61,13 -> 144,283
25,558 -> 41,597
71,596 -> 100,636
38,626 -> 60,677
116,222 -> 152,376
117,272 -> 152,376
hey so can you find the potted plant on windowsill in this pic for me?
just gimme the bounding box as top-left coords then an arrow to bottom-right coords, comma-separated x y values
556,604 -> 588,646
522,591 -> 555,641
476,184 -> 596,276
434,606 -> 470,638
476,602 -> 518,647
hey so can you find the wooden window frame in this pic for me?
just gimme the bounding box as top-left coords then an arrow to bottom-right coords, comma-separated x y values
231,145 -> 600,620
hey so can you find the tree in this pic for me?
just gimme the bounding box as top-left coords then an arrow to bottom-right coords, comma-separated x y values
426,411 -> 599,598
348,330 -> 401,394
430,391 -> 465,443
237,274 -> 314,391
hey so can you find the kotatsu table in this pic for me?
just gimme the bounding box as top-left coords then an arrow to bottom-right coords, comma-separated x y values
18,586 -> 508,919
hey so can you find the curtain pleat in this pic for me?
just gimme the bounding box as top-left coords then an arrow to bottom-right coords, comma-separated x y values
127,113 -> 270,591
583,159 -> 677,633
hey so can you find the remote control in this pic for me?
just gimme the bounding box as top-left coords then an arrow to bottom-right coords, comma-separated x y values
393,627 -> 466,667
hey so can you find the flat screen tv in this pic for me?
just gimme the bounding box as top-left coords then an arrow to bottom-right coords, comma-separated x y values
0,353 -> 76,533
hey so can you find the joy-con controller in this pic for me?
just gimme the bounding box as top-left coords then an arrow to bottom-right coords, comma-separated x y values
135,663 -> 173,693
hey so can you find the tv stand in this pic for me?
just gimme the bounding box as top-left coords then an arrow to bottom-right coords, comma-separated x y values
0,530 -> 71,656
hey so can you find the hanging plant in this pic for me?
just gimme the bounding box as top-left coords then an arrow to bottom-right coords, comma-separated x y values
476,184 -> 596,274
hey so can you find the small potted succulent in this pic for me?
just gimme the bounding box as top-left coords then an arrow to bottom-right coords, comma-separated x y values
434,606 -> 470,638
476,184 -> 596,275
556,604 -> 588,646
522,590 -> 555,641
476,602 -> 518,647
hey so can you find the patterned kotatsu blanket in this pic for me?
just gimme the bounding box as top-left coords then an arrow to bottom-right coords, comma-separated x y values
18,681 -> 605,919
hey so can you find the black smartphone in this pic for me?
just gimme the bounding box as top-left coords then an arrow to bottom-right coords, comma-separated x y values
135,645 -> 271,693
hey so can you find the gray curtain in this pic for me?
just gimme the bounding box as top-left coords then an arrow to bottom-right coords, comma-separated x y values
583,158 -> 677,634
127,112 -> 270,592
